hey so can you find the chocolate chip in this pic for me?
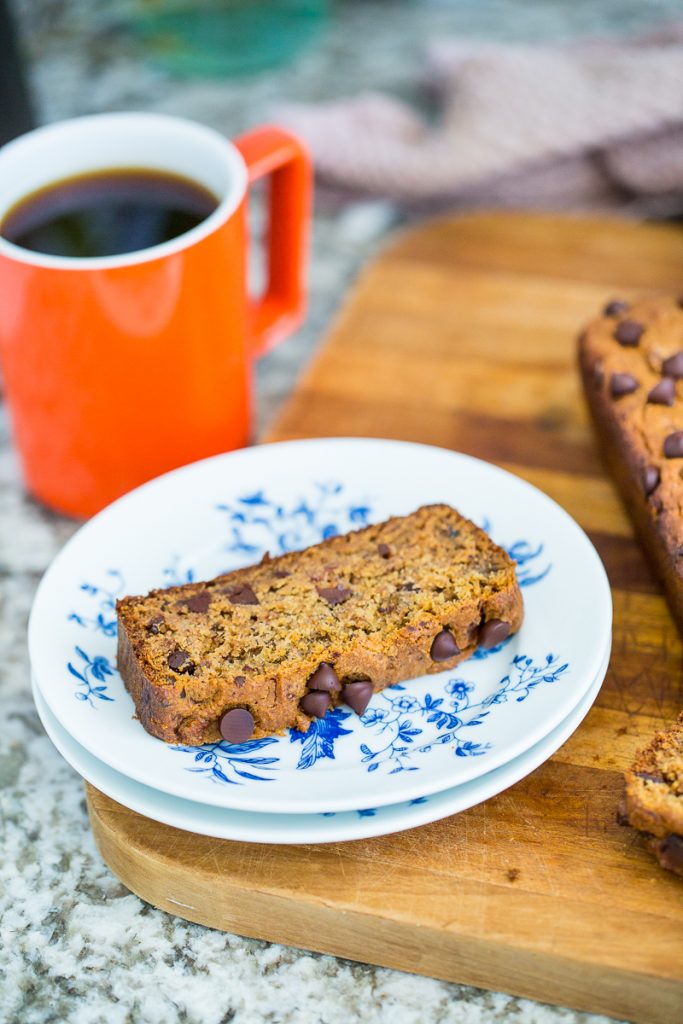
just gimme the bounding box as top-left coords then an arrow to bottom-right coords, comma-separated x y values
664,431 -> 683,458
168,649 -> 190,671
273,570 -> 290,579
301,691 -> 330,718
219,708 -> 254,744
647,377 -> 675,405
308,662 -> 341,692
467,621 -> 481,645
178,591 -> 211,613
226,583 -> 259,605
662,351 -> 683,378
479,619 -> 511,649
399,581 -> 417,591
658,834 -> 683,874
430,629 -> 460,662
614,319 -> 644,346
603,299 -> 629,317
635,771 -> 664,784
146,615 -> 164,635
610,372 -> 639,398
234,675 -> 246,688
643,465 -> 660,496
377,543 -> 391,558
316,585 -> 352,606
342,680 -> 374,716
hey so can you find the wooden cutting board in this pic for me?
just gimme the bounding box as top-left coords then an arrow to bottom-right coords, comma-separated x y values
86,213 -> 683,1024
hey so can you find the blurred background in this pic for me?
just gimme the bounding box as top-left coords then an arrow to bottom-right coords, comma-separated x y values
3,0 -> 683,431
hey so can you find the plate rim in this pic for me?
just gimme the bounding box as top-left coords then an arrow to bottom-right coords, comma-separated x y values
31,649 -> 609,845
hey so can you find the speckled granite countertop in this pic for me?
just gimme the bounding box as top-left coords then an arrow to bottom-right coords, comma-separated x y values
2,1 -> 679,1021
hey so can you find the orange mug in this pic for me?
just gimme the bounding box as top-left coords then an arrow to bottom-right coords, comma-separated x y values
0,113 -> 311,518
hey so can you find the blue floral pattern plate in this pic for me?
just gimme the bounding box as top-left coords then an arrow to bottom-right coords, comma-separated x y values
32,653 -> 608,844
29,438 -> 612,815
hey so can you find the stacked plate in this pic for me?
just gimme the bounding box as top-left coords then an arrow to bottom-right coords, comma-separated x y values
29,438 -> 612,844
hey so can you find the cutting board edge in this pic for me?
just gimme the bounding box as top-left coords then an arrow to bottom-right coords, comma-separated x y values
87,784 -> 682,1024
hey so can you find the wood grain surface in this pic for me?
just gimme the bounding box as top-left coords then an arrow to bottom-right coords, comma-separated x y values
86,213 -> 683,1024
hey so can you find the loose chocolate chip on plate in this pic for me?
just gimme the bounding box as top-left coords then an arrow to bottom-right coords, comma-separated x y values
308,662 -> 341,692
178,591 -> 211,613
377,543 -> 391,558
479,619 -> 511,649
168,649 -> 190,671
219,708 -> 255,744
603,299 -> 629,317
226,583 -> 259,605
610,372 -> 639,398
301,691 -> 330,718
664,431 -> 683,458
662,351 -> 683,379
647,377 -> 675,405
430,629 -> 460,662
316,585 -> 352,606
643,465 -> 660,496
342,680 -> 374,716
614,319 -> 644,346
146,615 -> 164,635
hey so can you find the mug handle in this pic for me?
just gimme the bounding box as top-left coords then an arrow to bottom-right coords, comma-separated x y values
234,127 -> 312,357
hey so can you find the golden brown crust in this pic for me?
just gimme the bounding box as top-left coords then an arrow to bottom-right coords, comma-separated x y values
578,295 -> 683,634
116,504 -> 523,745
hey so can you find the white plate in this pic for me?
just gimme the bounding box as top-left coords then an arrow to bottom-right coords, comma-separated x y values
32,649 -> 608,844
29,438 -> 612,815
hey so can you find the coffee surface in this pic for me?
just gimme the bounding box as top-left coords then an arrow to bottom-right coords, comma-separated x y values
0,168 -> 218,257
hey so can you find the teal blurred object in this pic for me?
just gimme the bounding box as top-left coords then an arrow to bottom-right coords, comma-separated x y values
132,0 -> 330,77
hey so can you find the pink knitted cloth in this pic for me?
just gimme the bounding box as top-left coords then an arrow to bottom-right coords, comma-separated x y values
278,28 -> 683,214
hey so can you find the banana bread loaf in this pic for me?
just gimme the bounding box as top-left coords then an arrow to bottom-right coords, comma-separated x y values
578,295 -> 683,634
619,713 -> 683,878
116,503 -> 524,745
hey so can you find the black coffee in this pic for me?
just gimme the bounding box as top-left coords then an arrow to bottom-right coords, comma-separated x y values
0,168 -> 219,258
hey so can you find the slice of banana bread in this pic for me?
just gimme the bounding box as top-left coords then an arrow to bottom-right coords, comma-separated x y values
116,503 -> 524,745
619,713 -> 683,878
